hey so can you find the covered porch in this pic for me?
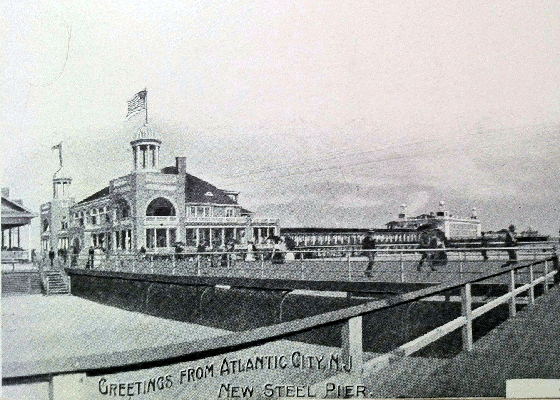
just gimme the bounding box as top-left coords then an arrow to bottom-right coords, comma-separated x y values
1,191 -> 37,264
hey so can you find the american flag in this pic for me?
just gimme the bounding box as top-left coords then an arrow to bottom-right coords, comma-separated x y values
126,89 -> 147,119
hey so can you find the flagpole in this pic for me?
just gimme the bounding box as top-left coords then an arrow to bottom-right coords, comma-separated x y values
145,88 -> 148,124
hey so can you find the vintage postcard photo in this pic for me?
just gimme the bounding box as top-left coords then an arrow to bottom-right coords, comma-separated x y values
2,1 -> 560,399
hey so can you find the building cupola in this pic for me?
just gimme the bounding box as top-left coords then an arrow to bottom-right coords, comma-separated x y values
51,142 -> 71,199
131,123 -> 162,172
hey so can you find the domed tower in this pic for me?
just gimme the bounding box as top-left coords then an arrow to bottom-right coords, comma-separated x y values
51,143 -> 72,199
130,123 -> 162,172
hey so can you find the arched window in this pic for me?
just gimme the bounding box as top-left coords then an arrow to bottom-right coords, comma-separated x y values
146,197 -> 176,216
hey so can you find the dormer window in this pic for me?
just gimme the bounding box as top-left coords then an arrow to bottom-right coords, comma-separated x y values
204,191 -> 214,197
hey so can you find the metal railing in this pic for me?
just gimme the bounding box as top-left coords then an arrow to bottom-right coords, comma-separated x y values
66,246 -> 555,285
4,254 -> 558,399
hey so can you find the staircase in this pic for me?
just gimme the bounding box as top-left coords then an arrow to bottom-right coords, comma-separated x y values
2,272 -> 43,295
44,270 -> 70,295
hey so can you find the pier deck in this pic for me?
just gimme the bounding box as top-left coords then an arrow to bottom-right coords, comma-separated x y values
369,285 -> 560,398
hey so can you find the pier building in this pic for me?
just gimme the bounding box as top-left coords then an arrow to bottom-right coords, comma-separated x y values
40,124 -> 279,256
386,202 -> 481,239
282,203 -> 481,248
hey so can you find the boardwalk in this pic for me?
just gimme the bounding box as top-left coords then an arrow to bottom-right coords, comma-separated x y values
363,285 -> 560,398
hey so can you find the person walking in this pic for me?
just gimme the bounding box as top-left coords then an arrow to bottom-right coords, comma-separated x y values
480,232 -> 489,261
48,249 -> 55,268
87,247 -> 95,269
363,231 -> 376,277
417,231 -> 431,271
502,225 -> 518,268
430,230 -> 448,270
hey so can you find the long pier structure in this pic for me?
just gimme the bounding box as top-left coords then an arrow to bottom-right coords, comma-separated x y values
2,244 -> 559,399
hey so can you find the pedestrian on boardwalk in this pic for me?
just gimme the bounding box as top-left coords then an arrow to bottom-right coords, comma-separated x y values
480,232 -> 489,261
501,225 -> 518,268
430,230 -> 448,269
87,247 -> 95,269
271,237 -> 286,264
362,231 -> 376,277
417,231 -> 431,271
48,249 -> 55,268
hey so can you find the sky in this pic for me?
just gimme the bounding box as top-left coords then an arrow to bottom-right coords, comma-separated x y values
2,0 -> 560,249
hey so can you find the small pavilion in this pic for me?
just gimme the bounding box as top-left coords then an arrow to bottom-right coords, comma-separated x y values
1,188 -> 37,263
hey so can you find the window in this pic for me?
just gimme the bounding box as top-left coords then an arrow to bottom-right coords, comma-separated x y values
146,198 -> 175,216
116,199 -> 131,220
61,217 -> 68,230
42,219 -> 49,232
91,208 -> 99,225
188,206 -> 212,217
156,229 -> 167,247
225,208 -> 234,217
99,207 -> 108,224
186,229 -> 196,246
169,228 -> 176,246
117,230 -> 132,250
146,229 -> 155,248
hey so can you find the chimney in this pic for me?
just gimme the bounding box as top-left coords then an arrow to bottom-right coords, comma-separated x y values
176,157 -> 187,174
1,188 -> 9,198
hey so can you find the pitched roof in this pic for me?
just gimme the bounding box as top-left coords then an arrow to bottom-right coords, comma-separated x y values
163,166 -> 242,206
184,173 -> 237,205
77,186 -> 110,205
1,197 -> 37,217
76,168 -> 243,207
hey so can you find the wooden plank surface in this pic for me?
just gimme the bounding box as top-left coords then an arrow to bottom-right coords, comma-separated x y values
404,286 -> 560,398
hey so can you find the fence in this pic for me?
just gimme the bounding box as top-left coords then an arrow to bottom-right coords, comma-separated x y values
63,245 -> 556,285
4,254 -> 558,400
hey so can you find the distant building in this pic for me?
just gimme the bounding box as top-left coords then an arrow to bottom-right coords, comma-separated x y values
386,202 -> 481,239
281,203 -> 482,247
40,124 -> 279,255
1,188 -> 37,262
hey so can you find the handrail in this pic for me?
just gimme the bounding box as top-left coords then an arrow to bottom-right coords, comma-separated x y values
4,256 -> 557,379
94,245 -> 555,257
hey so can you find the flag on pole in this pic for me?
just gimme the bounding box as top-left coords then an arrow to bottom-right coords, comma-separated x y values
52,142 -> 63,167
126,89 -> 147,119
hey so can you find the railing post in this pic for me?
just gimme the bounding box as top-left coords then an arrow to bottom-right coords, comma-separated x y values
529,264 -> 535,304
150,255 -> 154,274
300,255 -> 305,280
509,269 -> 516,318
261,253 -> 265,279
50,373 -> 86,400
341,316 -> 363,375
459,252 -> 464,280
553,246 -> 559,285
196,254 -> 201,276
544,260 -> 549,293
461,283 -> 473,351
348,252 -> 352,282
400,251 -> 404,283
